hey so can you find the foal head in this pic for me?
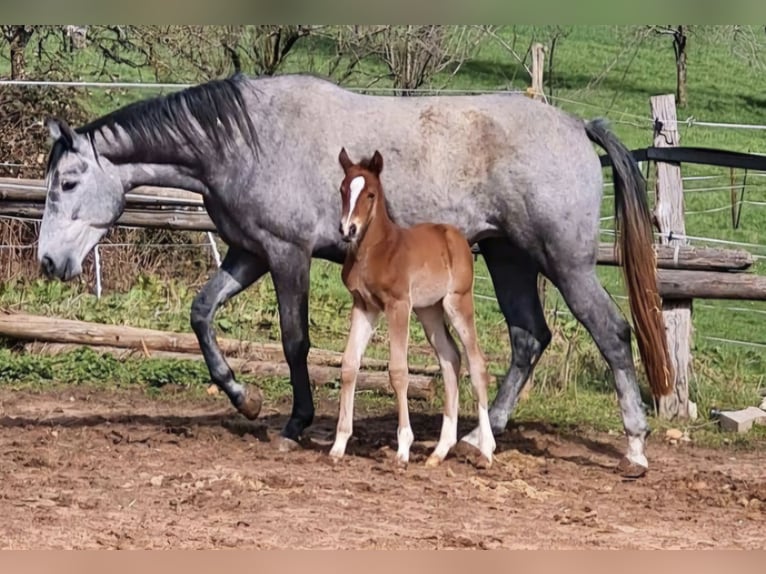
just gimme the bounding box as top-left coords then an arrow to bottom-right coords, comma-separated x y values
337,147 -> 385,244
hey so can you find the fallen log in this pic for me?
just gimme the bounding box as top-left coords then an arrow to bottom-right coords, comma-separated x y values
22,342 -> 436,400
0,311 -> 440,376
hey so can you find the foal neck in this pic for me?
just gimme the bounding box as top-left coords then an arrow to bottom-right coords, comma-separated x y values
356,178 -> 399,253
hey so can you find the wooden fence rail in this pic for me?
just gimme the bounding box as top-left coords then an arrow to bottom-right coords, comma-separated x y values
3,90 -> 766,420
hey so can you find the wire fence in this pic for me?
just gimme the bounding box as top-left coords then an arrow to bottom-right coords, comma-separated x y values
2,78 -> 766,352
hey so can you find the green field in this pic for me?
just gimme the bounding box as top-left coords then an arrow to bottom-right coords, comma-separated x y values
2,26 -> 765,446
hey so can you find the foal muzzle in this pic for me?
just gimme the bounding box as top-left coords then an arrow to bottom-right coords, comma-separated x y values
339,222 -> 358,243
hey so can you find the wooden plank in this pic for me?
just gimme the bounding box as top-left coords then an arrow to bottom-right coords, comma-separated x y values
23,342 -> 436,400
651,93 -> 693,420
0,311 -> 440,377
2,196 -> 755,273
0,176 -> 200,201
0,203 -> 216,232
597,243 -> 753,272
657,269 -> 766,300
0,185 -> 204,208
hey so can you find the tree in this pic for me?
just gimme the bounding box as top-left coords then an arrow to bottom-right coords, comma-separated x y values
1,25 -> 35,79
340,25 -> 489,95
651,25 -> 689,108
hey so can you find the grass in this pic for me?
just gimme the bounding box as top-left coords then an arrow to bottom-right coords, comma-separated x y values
2,26 -> 766,450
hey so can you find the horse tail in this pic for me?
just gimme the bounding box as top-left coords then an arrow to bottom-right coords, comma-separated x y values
585,118 -> 673,399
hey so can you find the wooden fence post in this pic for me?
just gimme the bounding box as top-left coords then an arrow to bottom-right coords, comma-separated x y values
519,42 -> 547,402
650,94 -> 697,420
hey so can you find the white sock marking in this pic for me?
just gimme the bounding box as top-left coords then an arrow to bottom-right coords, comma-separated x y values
626,434 -> 648,468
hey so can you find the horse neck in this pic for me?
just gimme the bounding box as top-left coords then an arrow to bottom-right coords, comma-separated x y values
89,129 -> 209,195
117,163 -> 209,195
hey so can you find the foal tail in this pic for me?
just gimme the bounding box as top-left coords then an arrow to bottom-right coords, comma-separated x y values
585,118 -> 673,399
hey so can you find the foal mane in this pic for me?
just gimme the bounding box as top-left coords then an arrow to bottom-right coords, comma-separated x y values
48,74 -> 259,171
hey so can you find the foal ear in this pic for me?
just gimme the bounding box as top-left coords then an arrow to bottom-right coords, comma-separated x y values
370,150 -> 384,175
338,147 -> 353,173
46,117 -> 78,150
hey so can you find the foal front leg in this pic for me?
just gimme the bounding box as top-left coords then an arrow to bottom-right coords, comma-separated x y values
330,303 -> 379,461
387,300 -> 414,467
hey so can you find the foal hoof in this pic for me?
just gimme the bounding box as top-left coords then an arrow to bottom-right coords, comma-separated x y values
453,439 -> 481,461
472,455 -> 493,470
616,456 -> 648,479
272,435 -> 302,453
393,456 -> 409,471
453,441 -> 492,470
425,454 -> 443,468
237,386 -> 264,420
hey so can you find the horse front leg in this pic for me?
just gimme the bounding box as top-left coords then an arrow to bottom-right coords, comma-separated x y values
190,247 -> 269,418
268,244 -> 315,451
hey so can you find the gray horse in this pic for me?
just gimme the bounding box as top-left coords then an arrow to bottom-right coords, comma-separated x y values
37,73 -> 672,477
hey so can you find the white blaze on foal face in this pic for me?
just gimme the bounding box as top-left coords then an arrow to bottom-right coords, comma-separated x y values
347,175 -> 366,223
342,174 -> 367,238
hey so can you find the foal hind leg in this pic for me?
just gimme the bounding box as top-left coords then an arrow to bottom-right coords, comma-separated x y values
191,247 -> 269,419
443,292 -> 496,467
479,238 -> 552,434
552,264 -> 651,476
386,300 -> 415,467
414,304 -> 461,467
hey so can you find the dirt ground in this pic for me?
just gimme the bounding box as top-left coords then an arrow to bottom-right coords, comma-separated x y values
0,385 -> 763,549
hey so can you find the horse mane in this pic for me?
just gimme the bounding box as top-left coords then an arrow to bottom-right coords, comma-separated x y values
57,73 -> 259,167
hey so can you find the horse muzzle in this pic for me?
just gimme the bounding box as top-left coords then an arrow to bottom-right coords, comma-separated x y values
39,253 -> 78,281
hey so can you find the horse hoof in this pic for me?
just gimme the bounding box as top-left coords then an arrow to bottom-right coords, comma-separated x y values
616,456 -> 648,479
272,435 -> 301,453
425,454 -> 442,468
237,387 -> 264,420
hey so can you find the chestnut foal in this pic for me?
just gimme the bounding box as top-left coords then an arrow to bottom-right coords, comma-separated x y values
329,148 -> 496,468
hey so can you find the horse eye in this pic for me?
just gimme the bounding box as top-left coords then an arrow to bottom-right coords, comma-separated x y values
61,181 -> 77,192
368,192 -> 375,199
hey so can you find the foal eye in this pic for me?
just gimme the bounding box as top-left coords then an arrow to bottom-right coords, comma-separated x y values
61,181 -> 77,192
367,192 -> 375,199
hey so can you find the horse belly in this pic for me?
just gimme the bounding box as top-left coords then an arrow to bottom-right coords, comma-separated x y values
409,270 -> 451,309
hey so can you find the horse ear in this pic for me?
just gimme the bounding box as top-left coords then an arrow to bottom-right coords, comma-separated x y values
370,150 -> 384,175
46,117 -> 77,150
338,147 -> 353,172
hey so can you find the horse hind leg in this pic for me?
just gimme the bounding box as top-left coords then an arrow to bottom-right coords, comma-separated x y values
442,291 -> 496,468
414,303 -> 461,467
552,263 -> 651,476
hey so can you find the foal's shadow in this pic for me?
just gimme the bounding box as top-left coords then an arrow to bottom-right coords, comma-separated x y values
0,408 -> 623,470
257,411 -> 626,471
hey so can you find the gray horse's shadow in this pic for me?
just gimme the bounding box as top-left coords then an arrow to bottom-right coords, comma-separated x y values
0,410 -> 624,470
